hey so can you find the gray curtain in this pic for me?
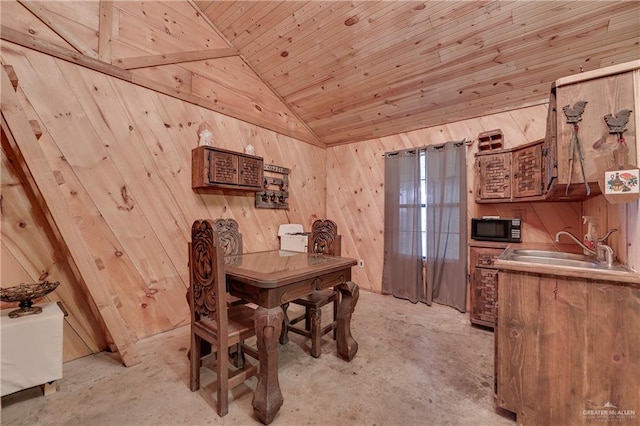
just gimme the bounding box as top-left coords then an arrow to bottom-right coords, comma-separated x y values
424,141 -> 467,312
381,149 -> 423,303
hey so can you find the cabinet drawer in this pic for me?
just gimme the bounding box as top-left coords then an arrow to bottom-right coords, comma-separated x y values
470,247 -> 504,268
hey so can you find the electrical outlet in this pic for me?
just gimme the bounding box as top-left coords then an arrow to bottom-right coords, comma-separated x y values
358,260 -> 364,268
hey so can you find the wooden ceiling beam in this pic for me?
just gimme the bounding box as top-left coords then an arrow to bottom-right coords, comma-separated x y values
113,47 -> 240,69
1,25 -> 131,79
98,1 -> 114,63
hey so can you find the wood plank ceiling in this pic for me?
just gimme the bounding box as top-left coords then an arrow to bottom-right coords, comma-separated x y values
2,1 -> 638,147
195,1 -> 640,146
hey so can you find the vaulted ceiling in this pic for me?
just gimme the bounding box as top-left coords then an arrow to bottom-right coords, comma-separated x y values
2,1 -> 639,147
195,1 -> 640,146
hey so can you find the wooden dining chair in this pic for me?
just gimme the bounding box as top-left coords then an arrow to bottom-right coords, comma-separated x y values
280,219 -> 341,358
187,218 -> 245,360
189,219 -> 259,417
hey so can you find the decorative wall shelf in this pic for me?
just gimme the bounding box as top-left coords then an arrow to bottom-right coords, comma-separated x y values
192,146 -> 263,192
256,164 -> 289,210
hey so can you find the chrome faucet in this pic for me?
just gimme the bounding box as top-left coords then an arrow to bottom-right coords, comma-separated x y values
596,228 -> 617,268
554,230 -> 616,267
596,244 -> 615,268
598,228 -> 618,244
555,230 -> 597,255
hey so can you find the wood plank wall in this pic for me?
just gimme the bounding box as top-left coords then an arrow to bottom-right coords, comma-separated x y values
3,42 -> 638,362
1,44 -> 326,361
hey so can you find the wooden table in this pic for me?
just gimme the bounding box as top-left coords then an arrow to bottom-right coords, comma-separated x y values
225,250 -> 359,424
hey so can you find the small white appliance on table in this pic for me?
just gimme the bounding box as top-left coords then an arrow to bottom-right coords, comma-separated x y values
278,224 -> 308,252
1,302 -> 64,397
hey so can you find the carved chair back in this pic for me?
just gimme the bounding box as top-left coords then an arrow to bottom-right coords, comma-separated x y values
308,219 -> 342,256
212,218 -> 242,259
189,219 -> 226,324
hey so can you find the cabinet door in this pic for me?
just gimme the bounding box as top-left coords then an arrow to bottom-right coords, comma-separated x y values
512,143 -> 543,198
208,149 -> 238,185
476,153 -> 511,200
471,267 -> 498,327
469,247 -> 504,328
237,156 -> 263,188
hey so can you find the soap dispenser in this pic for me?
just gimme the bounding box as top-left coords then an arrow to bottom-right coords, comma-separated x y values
582,216 -> 599,250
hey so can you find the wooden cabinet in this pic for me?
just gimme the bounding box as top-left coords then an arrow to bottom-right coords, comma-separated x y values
495,269 -> 640,425
475,140 -> 544,203
468,244 -> 507,328
192,146 -> 263,192
476,61 -> 639,203
546,61 -> 638,201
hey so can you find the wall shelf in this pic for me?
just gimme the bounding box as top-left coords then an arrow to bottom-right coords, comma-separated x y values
192,146 -> 263,193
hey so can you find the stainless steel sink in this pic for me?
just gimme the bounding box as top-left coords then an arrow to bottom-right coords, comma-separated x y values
499,248 -> 631,272
498,248 -> 639,284
509,249 -> 592,262
507,255 -> 601,269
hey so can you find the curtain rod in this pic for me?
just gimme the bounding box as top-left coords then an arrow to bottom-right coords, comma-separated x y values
383,138 -> 473,158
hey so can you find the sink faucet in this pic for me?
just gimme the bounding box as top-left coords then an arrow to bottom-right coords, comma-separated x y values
598,228 -> 618,244
555,230 -> 597,255
555,230 -> 616,267
596,228 -> 617,267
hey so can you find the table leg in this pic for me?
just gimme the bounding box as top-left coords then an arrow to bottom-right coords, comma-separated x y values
278,302 -> 290,345
336,281 -> 359,361
252,306 -> 284,425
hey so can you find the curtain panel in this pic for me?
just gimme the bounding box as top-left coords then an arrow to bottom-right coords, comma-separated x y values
424,141 -> 468,312
381,149 -> 423,303
382,141 -> 467,311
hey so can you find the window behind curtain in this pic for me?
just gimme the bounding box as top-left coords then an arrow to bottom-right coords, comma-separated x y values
420,151 -> 462,260
420,151 -> 427,257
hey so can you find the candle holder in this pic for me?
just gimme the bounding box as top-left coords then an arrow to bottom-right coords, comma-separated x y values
0,281 -> 60,318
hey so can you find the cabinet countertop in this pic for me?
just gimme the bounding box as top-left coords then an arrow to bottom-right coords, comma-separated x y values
494,248 -> 640,286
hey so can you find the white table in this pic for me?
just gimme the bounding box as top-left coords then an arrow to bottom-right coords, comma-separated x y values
1,302 -> 64,396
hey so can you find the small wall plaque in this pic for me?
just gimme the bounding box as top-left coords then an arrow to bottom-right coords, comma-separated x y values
605,169 -> 639,194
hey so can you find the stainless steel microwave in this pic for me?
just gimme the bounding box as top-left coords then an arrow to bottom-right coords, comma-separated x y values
471,217 -> 522,243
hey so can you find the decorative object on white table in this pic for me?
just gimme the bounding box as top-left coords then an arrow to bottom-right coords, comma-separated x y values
197,121 -> 214,147
0,281 -> 60,318
244,144 -> 256,155
1,302 -> 64,397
